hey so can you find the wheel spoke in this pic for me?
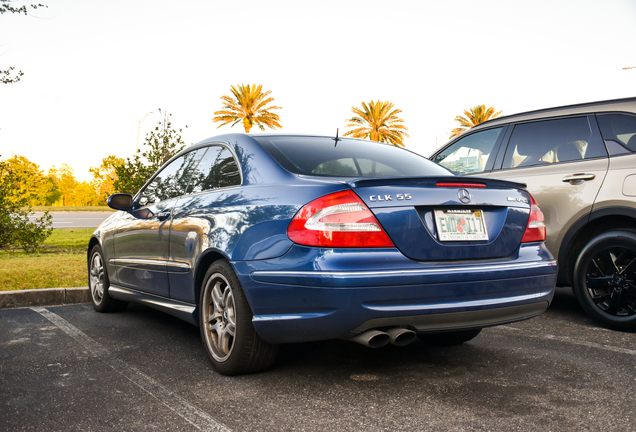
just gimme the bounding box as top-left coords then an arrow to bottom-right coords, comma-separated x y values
212,281 -> 224,310
603,250 -> 621,274
219,327 -> 233,354
222,288 -> 232,311
591,292 -> 611,306
619,257 -> 636,278
210,321 -> 224,340
607,289 -> 623,315
587,275 -> 613,289
591,258 -> 606,277
208,311 -> 222,325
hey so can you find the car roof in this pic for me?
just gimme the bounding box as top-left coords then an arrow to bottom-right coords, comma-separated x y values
473,96 -> 636,131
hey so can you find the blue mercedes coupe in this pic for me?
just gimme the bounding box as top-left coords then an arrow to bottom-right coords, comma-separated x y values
88,133 -> 557,375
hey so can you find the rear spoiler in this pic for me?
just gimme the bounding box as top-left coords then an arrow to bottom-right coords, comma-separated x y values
345,176 -> 527,191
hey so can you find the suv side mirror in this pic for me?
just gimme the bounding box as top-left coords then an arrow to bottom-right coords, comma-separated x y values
108,193 -> 133,211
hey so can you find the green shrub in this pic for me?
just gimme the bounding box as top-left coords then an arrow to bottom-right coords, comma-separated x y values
0,158 -> 53,251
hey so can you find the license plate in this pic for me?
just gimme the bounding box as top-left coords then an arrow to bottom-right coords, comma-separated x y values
434,209 -> 488,241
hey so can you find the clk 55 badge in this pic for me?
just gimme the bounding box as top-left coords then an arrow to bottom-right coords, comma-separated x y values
370,194 -> 412,202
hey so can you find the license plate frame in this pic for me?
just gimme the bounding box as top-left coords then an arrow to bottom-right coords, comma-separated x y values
434,209 -> 488,241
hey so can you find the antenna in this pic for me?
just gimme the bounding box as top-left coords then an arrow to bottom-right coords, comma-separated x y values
332,128 -> 341,147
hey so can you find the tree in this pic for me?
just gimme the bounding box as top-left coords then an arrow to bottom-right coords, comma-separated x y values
89,155 -> 125,203
4,155 -> 59,205
48,164 -> 78,206
212,84 -> 282,133
1,1 -> 47,84
0,157 -> 52,251
114,109 -> 187,195
343,100 -> 410,147
450,105 -> 503,138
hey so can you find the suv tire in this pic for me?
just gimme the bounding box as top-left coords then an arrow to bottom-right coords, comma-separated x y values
573,230 -> 636,331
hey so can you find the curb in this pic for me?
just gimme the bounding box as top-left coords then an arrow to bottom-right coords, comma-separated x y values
0,287 -> 90,309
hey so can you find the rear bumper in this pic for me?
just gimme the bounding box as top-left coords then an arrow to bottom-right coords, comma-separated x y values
233,244 -> 557,344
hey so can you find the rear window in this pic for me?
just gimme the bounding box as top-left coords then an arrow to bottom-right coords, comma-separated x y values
253,136 -> 451,177
596,114 -> 636,154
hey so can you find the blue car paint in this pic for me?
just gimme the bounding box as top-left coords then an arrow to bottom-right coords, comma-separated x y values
233,243 -> 555,343
91,133 -> 557,344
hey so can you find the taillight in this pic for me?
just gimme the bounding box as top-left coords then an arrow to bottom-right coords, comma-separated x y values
521,194 -> 546,243
288,190 -> 395,248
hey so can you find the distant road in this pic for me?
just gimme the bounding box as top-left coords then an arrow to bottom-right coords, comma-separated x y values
28,211 -> 114,229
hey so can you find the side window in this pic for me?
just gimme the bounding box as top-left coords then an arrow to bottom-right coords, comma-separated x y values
141,149 -> 205,204
186,146 -> 241,194
433,127 -> 503,174
596,114 -> 636,154
503,117 -> 605,169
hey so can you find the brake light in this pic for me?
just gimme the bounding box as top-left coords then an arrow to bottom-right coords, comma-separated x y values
521,194 -> 546,243
436,182 -> 486,188
288,190 -> 395,248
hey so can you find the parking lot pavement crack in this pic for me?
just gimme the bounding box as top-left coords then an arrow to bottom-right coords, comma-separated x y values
30,306 -> 231,432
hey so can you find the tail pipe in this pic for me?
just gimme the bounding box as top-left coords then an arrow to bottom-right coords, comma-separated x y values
386,328 -> 416,346
348,329 -> 391,348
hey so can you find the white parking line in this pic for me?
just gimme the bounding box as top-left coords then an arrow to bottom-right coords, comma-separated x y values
498,325 -> 636,356
31,307 -> 231,432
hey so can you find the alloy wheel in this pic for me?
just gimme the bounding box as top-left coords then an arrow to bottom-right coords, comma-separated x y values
585,245 -> 636,317
202,273 -> 236,362
89,252 -> 105,304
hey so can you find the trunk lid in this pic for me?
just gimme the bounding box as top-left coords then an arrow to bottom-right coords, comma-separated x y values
347,177 -> 531,261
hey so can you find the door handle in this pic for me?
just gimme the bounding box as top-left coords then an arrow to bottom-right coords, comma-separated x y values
562,173 -> 596,184
157,211 -> 171,221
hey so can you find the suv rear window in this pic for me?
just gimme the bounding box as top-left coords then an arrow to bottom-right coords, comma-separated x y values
253,136 -> 451,177
596,114 -> 636,154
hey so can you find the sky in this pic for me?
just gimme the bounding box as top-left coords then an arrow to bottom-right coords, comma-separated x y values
1,0 -> 635,181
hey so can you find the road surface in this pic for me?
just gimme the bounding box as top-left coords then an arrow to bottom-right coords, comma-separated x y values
28,211 -> 114,229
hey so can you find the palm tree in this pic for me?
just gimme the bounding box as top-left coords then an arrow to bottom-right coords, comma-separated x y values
212,84 -> 282,133
450,105 -> 502,138
343,100 -> 410,147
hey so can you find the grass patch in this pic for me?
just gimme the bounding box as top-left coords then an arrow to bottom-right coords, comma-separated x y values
30,206 -> 114,212
43,228 -> 95,253
0,254 -> 86,291
0,228 -> 94,291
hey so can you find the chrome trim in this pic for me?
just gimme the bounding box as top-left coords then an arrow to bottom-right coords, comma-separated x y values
252,260 -> 557,278
166,261 -> 191,270
109,258 -> 191,270
363,290 -> 554,313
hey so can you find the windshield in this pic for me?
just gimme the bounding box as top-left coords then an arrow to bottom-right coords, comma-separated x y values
253,136 -> 452,178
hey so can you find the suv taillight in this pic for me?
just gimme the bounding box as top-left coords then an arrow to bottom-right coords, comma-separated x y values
287,190 -> 395,248
521,194 -> 546,243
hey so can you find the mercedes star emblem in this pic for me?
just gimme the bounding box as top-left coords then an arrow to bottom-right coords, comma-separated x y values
458,189 -> 471,204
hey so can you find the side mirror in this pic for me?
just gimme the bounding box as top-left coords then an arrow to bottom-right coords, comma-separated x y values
107,193 -> 133,211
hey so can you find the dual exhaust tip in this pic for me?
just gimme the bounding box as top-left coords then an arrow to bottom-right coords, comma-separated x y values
348,328 -> 416,348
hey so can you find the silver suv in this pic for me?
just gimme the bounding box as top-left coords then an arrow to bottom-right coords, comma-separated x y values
431,97 -> 636,331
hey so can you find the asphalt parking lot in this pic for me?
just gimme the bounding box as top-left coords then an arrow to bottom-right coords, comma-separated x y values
2,289 -> 635,432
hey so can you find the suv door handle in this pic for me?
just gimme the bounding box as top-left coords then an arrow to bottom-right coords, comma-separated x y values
157,210 -> 171,221
562,173 -> 596,184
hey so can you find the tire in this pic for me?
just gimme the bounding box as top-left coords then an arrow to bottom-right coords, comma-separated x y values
418,328 -> 482,346
88,245 -> 127,312
572,230 -> 636,331
199,260 -> 278,375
